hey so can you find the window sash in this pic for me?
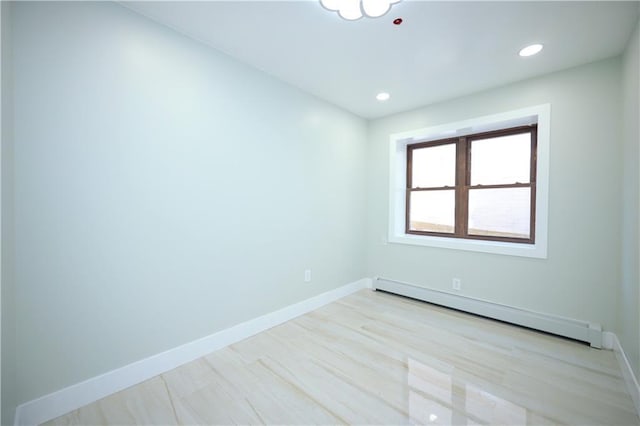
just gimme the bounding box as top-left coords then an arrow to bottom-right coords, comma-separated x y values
405,125 -> 537,244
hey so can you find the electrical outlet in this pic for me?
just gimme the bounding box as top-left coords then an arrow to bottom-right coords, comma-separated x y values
452,278 -> 461,291
304,269 -> 312,283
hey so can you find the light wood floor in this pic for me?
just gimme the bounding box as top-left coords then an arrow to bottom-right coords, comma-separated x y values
45,289 -> 639,425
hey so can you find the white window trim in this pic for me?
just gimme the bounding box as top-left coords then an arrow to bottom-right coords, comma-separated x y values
388,104 -> 550,259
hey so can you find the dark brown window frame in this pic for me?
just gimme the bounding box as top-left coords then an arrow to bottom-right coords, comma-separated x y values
405,125 -> 538,244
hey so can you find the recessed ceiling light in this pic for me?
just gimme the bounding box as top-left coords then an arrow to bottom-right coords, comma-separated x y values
519,44 -> 543,57
376,92 -> 390,101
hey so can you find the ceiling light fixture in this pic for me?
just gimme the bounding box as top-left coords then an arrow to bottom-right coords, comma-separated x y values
376,92 -> 390,101
320,0 -> 402,21
519,44 -> 544,57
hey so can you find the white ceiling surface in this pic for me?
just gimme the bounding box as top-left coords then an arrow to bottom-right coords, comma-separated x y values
123,1 -> 639,119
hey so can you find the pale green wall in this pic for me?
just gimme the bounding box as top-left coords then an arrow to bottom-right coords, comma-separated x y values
11,1 -> 367,406
1,2 -> 16,425
366,58 -> 622,332
620,18 -> 640,378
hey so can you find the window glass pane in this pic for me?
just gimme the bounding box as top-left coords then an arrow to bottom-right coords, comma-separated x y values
470,132 -> 531,185
468,187 -> 530,239
411,144 -> 456,188
409,190 -> 455,233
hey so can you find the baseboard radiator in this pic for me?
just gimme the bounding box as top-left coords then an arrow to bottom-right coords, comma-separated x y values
374,277 -> 602,348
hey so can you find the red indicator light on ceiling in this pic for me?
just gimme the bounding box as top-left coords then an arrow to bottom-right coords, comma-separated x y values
393,18 -> 403,25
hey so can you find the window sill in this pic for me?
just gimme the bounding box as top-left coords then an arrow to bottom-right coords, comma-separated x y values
388,233 -> 547,258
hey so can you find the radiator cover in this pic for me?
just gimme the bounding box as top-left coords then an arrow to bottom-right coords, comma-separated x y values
373,277 -> 602,348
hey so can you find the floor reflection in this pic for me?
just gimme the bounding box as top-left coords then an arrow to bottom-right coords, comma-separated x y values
408,357 -> 528,425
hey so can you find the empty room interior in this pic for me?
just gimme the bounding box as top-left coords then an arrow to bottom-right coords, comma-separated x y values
1,0 -> 640,424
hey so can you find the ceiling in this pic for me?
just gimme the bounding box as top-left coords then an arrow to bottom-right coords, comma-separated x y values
123,1 -> 639,119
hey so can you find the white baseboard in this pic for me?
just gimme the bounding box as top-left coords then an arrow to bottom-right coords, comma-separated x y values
14,278 -> 372,426
604,331 -> 640,418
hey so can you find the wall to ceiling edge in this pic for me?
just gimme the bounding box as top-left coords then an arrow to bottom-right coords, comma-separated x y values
366,56 -> 624,336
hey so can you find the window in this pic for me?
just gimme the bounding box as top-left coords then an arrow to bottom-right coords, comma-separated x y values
388,104 -> 550,258
406,126 -> 537,244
